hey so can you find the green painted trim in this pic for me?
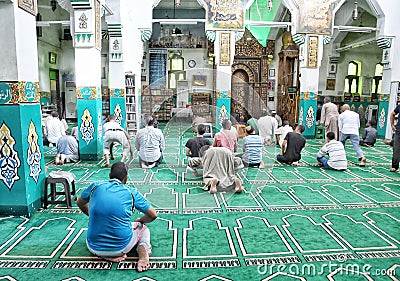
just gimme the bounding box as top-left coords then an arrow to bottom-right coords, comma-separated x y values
0,197 -> 41,217
80,153 -> 101,161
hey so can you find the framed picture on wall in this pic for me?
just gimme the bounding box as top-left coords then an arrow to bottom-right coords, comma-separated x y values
18,0 -> 37,15
307,35 -> 319,68
49,52 -> 57,64
219,32 -> 231,66
267,80 -> 275,91
329,63 -> 337,74
326,78 -> 336,91
192,75 -> 207,86
268,68 -> 276,78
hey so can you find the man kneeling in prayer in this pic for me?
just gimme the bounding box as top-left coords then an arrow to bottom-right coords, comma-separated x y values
77,162 -> 157,271
199,145 -> 243,194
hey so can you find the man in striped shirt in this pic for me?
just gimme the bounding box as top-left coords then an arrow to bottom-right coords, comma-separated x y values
317,132 -> 347,171
238,126 -> 265,168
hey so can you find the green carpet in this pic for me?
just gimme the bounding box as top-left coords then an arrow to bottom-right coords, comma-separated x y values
0,122 -> 399,281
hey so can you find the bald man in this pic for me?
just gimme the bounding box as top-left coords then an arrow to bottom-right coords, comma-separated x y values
338,104 -> 366,166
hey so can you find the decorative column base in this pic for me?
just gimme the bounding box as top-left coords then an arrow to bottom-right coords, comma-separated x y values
216,93 -> 231,132
377,93 -> 389,138
77,86 -> 103,160
0,104 -> 45,216
298,92 -> 318,139
110,88 -> 126,129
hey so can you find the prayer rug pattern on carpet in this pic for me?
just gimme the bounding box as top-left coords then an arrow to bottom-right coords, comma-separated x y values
0,123 -> 399,280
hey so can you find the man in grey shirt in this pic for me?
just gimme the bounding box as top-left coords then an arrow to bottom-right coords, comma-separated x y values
55,135 -> 79,165
360,120 -> 377,147
135,116 -> 165,168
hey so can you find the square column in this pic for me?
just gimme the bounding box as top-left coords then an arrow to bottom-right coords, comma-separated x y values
214,31 -> 236,131
298,35 -> 323,138
0,1 -> 45,216
108,24 -> 127,129
72,0 -> 103,160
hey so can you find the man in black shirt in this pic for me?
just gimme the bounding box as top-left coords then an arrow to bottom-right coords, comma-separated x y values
276,125 -> 306,166
186,124 -> 211,177
390,104 -> 400,172
185,124 -> 211,157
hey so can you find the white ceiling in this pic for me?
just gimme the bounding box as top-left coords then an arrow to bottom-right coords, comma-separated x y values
154,0 -> 204,10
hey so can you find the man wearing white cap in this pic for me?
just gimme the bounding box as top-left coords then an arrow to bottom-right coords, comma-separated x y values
271,110 -> 282,127
258,110 -> 278,146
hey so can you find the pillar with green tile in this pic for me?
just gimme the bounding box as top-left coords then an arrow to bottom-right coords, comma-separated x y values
72,0 -> 103,160
213,30 -> 235,132
298,91 -> 318,138
377,93 -> 390,138
296,34 -> 325,139
108,24 -> 127,129
0,1 -> 45,215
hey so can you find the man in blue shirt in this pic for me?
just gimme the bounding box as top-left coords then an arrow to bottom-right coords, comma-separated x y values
77,162 -> 157,271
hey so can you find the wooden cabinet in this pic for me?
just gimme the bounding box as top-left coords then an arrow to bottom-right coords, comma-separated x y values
190,92 -> 211,118
277,48 -> 300,126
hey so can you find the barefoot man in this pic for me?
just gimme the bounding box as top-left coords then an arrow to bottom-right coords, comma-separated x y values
77,162 -> 157,271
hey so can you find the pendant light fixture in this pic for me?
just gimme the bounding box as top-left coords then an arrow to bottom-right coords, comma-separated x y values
267,0 -> 273,11
352,1 -> 358,20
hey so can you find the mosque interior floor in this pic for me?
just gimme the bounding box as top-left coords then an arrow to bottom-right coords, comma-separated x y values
0,122 -> 399,281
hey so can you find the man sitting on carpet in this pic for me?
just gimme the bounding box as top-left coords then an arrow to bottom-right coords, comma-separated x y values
360,120 -> 377,147
45,111 -> 66,146
237,126 -> 264,168
317,132 -> 347,171
186,123 -> 211,177
135,116 -> 165,169
200,146 -> 243,194
55,134 -> 79,165
103,114 -> 133,167
276,125 -> 306,166
212,119 -> 238,153
277,120 -> 293,148
77,162 -> 158,271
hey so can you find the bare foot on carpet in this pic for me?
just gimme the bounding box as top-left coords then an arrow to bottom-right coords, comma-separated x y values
102,253 -> 127,262
137,245 -> 150,272
209,179 -> 218,194
234,178 -> 243,193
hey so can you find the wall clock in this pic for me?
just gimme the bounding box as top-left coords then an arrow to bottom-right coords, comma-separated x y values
188,59 -> 196,68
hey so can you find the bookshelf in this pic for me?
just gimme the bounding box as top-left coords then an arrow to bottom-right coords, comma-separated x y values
125,74 -> 136,138
141,87 -> 174,122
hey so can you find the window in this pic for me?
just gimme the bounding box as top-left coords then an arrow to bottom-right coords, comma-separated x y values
344,61 -> 361,94
371,63 -> 383,101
